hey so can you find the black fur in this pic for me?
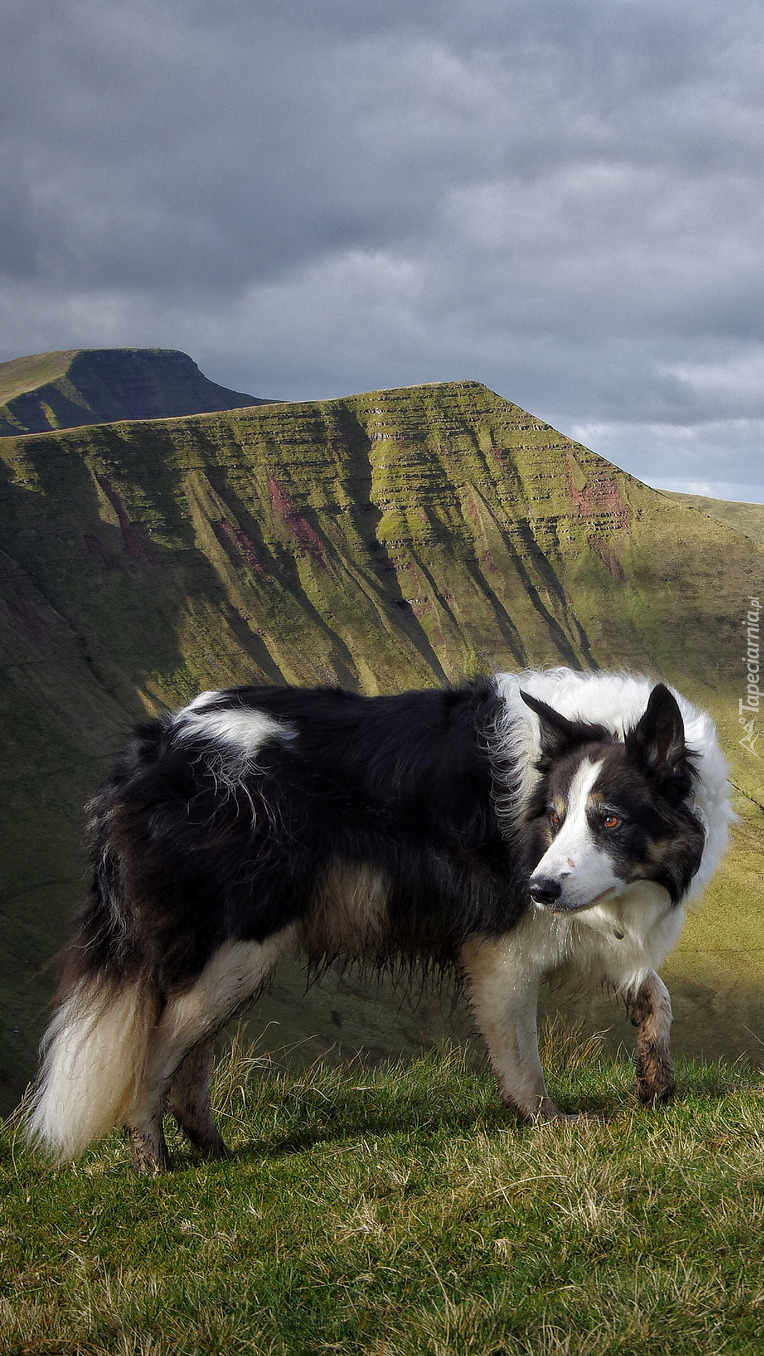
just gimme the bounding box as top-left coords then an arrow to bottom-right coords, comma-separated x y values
71,681 -> 524,999
519,689 -> 611,762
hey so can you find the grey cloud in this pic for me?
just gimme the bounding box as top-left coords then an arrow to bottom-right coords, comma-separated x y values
3,0 -> 764,497
567,418 -> 764,503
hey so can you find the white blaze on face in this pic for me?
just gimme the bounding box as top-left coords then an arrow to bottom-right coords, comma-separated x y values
530,758 -> 621,911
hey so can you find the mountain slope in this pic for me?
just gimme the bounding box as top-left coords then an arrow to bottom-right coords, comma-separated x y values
1,380 -> 761,1112
662,489 -> 764,543
0,348 -> 270,435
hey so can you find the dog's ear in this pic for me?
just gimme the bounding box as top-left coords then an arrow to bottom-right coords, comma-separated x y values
625,684 -> 693,790
520,690 -> 608,760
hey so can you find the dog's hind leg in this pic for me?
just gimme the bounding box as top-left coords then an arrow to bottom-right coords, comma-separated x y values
626,969 -> 674,1105
127,1115 -> 172,1174
126,928 -> 299,1172
169,1041 -> 231,1159
460,938 -> 566,1122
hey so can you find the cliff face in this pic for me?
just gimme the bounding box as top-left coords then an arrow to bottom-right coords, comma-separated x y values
0,348 -> 269,435
1,380 -> 761,1108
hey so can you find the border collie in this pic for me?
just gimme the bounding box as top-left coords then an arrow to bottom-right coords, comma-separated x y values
27,668 -> 732,1171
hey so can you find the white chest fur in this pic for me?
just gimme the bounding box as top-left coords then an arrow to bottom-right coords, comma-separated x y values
515,881 -> 687,994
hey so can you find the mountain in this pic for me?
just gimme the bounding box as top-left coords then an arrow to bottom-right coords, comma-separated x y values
1,379 -> 761,1113
0,348 -> 271,435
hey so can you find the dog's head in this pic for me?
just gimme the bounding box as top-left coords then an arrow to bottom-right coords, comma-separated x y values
521,684 -> 706,913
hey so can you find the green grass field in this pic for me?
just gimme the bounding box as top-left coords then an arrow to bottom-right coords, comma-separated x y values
2,1026 -> 762,1355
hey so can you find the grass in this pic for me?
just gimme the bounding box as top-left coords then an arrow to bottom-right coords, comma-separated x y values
662,491 -> 764,543
0,352 -> 75,407
2,1024 -> 763,1355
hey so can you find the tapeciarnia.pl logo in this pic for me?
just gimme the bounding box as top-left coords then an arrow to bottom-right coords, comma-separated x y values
739,595 -> 761,755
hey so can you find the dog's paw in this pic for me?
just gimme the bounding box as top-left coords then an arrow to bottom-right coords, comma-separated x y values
636,1075 -> 675,1106
635,1052 -> 675,1105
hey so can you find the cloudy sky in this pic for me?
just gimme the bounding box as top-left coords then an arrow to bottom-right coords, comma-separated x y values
3,0 -> 764,500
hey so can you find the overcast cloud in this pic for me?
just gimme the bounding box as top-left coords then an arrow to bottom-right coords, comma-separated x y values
3,0 -> 764,499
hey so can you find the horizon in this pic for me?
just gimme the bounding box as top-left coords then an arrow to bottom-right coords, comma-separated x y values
3,344 -> 764,506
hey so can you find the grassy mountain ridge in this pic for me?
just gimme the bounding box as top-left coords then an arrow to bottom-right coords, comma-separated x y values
0,347 -> 269,435
1,379 -> 762,1113
663,488 -> 764,542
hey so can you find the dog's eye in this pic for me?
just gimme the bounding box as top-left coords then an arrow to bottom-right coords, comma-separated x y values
549,809 -> 560,829
603,814 -> 620,830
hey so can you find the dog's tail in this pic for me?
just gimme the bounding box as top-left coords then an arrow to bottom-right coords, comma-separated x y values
25,972 -> 156,1161
26,768 -> 161,1161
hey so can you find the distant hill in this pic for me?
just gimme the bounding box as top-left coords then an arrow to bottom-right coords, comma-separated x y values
0,348 -> 272,435
1,380 -> 762,1113
662,489 -> 764,542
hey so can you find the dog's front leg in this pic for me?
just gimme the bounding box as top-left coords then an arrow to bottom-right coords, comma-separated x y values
625,969 -> 675,1104
460,937 -> 565,1122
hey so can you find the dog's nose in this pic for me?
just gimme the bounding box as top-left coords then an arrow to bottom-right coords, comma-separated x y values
529,876 -> 562,906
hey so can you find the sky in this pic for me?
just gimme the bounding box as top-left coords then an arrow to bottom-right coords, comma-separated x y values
3,0 -> 764,501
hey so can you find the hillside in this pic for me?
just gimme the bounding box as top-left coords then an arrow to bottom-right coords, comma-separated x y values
0,380 -> 762,1113
0,347 -> 270,435
663,488 -> 764,543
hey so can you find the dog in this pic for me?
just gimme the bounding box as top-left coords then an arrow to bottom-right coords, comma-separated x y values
27,668 -> 732,1171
